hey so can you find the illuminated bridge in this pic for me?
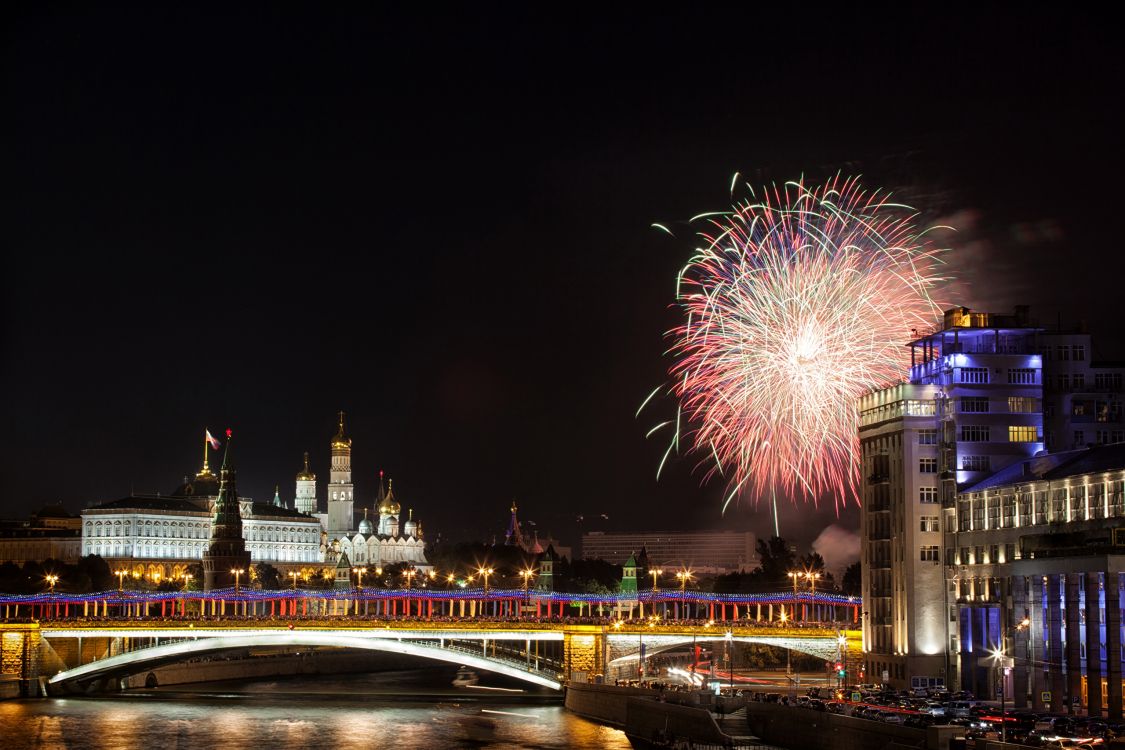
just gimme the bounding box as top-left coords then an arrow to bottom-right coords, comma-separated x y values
0,588 -> 861,696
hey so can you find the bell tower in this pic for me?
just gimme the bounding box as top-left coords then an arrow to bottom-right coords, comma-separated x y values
326,411 -> 354,536
295,451 -> 317,515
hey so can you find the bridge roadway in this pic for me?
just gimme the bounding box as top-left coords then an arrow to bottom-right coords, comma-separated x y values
24,618 -> 861,694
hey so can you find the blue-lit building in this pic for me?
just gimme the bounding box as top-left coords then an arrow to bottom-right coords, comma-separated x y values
860,306 -> 1046,691
860,305 -> 1125,716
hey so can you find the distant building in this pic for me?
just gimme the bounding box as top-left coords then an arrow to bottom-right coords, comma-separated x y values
0,505 -> 82,564
580,530 -> 756,573
501,502 -> 572,561
1038,330 -> 1125,451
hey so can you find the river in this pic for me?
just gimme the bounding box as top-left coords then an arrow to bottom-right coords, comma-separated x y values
0,671 -> 632,750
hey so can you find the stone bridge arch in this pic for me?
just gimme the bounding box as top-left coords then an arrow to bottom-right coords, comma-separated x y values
47,632 -> 562,694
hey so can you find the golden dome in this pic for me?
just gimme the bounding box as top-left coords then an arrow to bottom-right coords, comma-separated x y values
379,479 -> 401,515
331,411 -> 351,450
296,451 -> 316,481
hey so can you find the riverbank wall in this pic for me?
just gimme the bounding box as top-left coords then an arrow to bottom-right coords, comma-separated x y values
746,702 -> 963,750
565,683 -> 733,745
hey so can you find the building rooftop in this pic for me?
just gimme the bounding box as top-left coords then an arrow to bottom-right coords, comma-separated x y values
964,442 -> 1125,492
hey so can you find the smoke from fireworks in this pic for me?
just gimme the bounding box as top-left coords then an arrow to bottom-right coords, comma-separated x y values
655,176 -> 948,512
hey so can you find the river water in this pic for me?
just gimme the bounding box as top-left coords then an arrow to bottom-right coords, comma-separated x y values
0,672 -> 632,750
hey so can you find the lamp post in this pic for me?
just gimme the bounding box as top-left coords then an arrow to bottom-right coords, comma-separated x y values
183,574 -> 194,591
520,567 -> 535,603
837,633 -> 848,691
650,568 -> 663,592
354,567 -> 367,590
45,574 -> 59,592
676,569 -> 693,620
478,567 -> 493,593
289,571 -> 299,590
403,566 -> 416,590
726,630 -> 734,693
115,569 -> 128,592
231,568 -> 244,593
995,617 -> 1030,744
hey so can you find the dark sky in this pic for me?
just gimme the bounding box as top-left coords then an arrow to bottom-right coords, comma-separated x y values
4,6 -> 1122,554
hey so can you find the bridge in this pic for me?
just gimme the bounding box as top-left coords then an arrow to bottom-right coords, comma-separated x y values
0,588 -> 861,697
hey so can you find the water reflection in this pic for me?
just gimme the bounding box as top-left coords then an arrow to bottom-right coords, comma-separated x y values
0,695 -> 631,750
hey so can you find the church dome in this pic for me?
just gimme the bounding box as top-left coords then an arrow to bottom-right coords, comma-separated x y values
296,451 -> 316,481
379,479 -> 401,515
331,411 -> 351,450
358,516 -> 374,535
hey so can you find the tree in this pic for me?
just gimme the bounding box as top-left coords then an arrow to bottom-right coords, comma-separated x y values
75,555 -> 113,592
841,561 -> 861,596
750,536 -> 797,589
252,562 -> 281,590
796,552 -> 836,591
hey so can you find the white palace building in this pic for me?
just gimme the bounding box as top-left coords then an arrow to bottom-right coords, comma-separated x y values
79,413 -> 430,581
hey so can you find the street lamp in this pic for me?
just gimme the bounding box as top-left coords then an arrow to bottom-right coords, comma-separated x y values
182,574 -> 194,591
995,616 -> 1031,744
45,574 -> 59,592
650,568 -> 663,592
231,567 -> 245,593
115,569 -> 128,592
289,571 -> 299,590
520,568 -> 535,596
676,569 -> 693,619
725,630 -> 734,693
354,567 -> 367,590
477,567 -> 493,593
403,566 -> 417,590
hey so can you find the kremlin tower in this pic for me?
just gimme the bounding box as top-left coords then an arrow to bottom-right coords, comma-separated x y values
202,433 -> 252,590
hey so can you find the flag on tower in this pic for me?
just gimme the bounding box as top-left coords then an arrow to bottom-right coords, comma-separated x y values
206,430 -> 222,450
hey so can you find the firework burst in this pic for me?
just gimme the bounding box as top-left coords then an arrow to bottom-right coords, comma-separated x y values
658,175 -> 948,511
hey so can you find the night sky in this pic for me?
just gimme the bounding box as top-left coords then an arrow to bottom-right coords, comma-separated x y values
4,7 -> 1122,561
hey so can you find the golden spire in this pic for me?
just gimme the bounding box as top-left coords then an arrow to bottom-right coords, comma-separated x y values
511,499 -> 518,514
196,428 -> 216,479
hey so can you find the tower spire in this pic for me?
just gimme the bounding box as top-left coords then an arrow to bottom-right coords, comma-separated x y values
202,430 -> 251,591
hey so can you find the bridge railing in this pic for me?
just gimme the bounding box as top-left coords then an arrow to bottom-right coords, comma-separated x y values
3,588 -> 861,628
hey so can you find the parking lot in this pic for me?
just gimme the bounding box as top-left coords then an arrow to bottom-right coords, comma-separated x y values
746,686 -> 1125,747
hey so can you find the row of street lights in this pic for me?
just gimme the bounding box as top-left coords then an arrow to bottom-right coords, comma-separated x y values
648,568 -> 695,594
94,563 -> 544,593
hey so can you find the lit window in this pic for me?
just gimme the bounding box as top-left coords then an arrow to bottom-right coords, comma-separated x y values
959,367 -> 988,384
919,487 -> 939,503
1007,397 -> 1038,413
918,429 -> 938,445
1009,426 -> 1039,443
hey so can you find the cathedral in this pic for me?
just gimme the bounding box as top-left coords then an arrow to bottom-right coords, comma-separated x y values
314,413 -> 430,571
